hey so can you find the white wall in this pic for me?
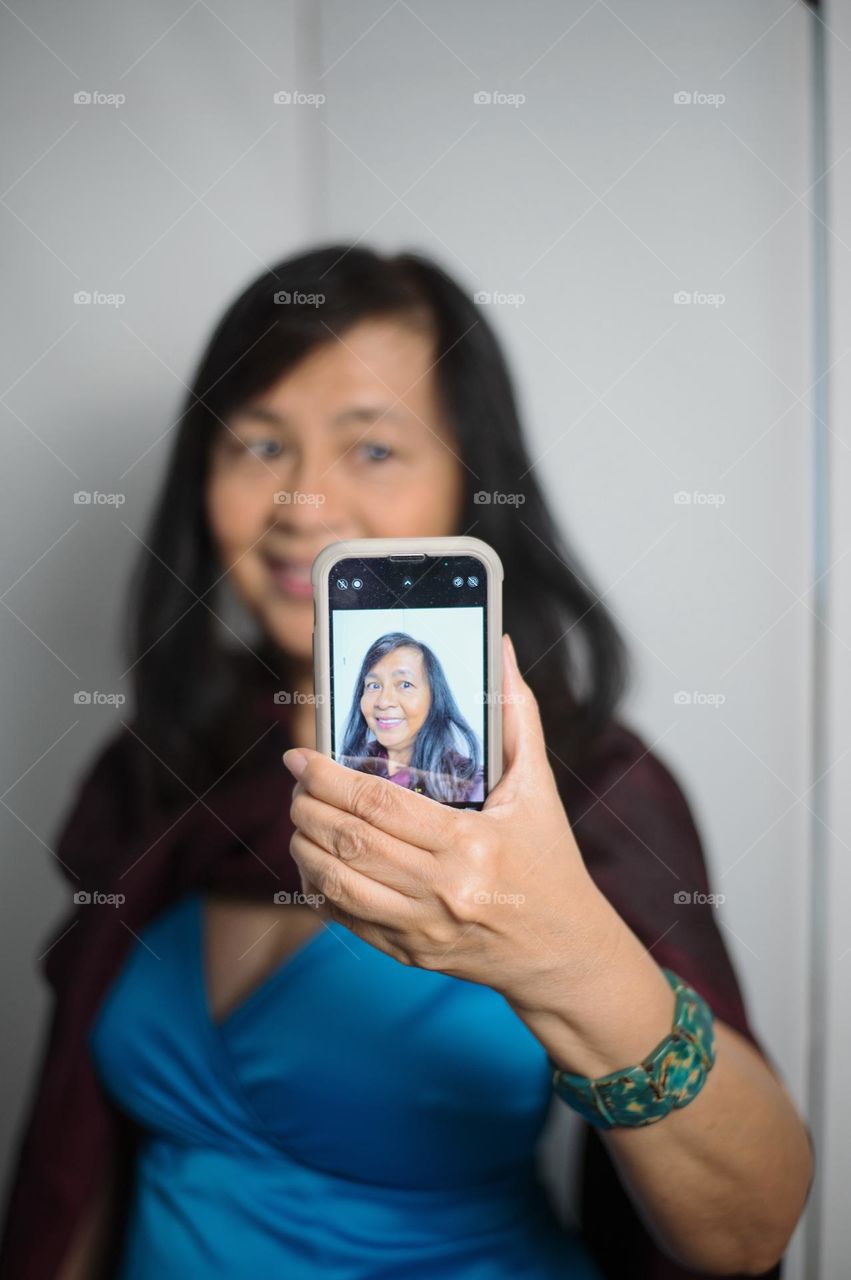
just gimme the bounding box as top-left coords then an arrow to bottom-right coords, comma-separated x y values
1,3 -> 838,1276
315,3 -> 815,1274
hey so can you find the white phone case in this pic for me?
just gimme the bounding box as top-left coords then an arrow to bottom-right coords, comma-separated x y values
311,536 -> 504,799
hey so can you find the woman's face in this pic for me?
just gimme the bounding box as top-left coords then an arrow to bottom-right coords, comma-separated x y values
206,317 -> 464,663
360,645 -> 431,757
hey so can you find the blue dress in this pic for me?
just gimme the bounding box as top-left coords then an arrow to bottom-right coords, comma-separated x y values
90,891 -> 603,1279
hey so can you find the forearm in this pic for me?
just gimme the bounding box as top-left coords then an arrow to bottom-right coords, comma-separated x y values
505,886 -> 814,1275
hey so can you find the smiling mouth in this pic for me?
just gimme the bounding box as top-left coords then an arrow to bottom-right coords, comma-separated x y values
264,555 -> 314,598
375,716 -> 404,729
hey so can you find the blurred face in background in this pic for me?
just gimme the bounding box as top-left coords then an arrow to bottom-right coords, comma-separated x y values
206,317 -> 464,666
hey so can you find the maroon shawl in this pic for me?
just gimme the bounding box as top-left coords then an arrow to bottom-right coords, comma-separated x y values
0,686 -> 785,1279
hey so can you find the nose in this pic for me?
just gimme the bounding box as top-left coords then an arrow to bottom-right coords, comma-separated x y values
268,448 -> 344,533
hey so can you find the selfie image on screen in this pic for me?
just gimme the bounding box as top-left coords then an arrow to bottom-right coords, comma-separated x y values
331,607 -> 485,805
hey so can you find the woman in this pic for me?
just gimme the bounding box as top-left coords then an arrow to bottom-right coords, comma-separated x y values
0,245 -> 812,1280
339,631 -> 485,804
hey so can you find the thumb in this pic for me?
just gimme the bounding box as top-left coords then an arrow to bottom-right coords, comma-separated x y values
491,633 -> 550,799
282,746 -> 324,781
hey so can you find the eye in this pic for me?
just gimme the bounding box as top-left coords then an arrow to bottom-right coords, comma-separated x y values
400,680 -> 413,689
221,429 -> 287,459
245,438 -> 285,459
358,442 -> 394,463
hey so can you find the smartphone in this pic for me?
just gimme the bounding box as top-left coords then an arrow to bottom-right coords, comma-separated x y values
311,537 -> 503,810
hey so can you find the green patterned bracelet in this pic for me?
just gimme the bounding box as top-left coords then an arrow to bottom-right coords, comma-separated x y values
550,968 -> 717,1129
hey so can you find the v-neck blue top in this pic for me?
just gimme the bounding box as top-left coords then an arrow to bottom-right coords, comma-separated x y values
89,891 -> 603,1279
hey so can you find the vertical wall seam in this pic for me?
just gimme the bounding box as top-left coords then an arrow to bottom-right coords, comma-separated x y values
293,0 -> 329,241
805,4 -> 830,1278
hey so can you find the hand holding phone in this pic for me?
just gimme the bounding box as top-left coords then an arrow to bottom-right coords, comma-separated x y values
285,615 -> 607,1012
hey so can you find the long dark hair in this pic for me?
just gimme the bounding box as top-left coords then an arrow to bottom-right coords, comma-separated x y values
339,633 -> 480,803
124,243 -> 629,811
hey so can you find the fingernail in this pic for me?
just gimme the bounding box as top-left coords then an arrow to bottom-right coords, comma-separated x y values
504,633 -> 517,669
283,749 -> 307,779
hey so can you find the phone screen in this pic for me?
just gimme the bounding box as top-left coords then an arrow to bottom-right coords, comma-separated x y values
325,553 -> 489,809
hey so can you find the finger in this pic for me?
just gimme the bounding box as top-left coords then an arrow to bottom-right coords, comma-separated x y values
294,865 -> 329,914
286,749 -> 462,852
291,790 -> 437,899
487,634 -> 552,804
290,829 -> 413,926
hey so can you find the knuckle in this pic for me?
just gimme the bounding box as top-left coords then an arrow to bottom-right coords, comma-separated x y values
459,826 -> 495,867
351,776 -> 395,825
441,879 -> 487,924
419,921 -> 455,954
399,912 -> 459,966
333,819 -> 370,865
317,861 -> 346,903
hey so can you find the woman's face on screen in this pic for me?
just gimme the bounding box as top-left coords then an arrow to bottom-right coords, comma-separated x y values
360,645 -> 431,756
205,317 -> 464,662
